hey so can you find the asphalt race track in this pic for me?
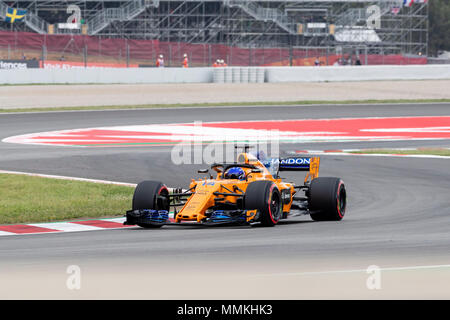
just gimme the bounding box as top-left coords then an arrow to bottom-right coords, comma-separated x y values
0,103 -> 449,299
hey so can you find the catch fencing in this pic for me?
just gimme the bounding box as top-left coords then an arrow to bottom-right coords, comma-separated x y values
0,31 -> 427,69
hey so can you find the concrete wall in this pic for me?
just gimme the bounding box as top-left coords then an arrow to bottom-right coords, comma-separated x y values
0,67 -> 213,85
265,65 -> 450,83
1,64 -> 450,85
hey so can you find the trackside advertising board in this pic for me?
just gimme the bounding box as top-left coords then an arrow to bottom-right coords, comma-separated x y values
41,60 -> 138,69
0,59 -> 40,69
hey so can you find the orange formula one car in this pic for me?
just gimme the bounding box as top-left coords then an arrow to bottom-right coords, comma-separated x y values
125,150 -> 347,228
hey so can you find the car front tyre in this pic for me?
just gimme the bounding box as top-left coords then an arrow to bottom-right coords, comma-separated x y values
245,180 -> 282,227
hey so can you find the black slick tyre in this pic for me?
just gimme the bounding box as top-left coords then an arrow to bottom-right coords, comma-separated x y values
245,180 -> 282,227
132,180 -> 169,228
309,177 -> 346,221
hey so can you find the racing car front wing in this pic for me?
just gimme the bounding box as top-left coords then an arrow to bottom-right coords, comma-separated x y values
124,209 -> 253,227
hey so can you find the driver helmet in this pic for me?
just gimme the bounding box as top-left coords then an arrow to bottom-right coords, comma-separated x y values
224,167 -> 245,180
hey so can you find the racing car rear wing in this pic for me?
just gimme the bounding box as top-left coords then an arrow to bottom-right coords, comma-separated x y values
278,157 -> 311,171
262,157 -> 320,183
279,156 -> 321,184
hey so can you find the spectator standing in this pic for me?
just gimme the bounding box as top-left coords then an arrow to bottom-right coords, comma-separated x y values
156,54 -> 164,68
314,57 -> 320,66
182,53 -> 189,68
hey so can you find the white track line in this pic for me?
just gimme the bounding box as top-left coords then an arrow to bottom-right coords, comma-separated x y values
0,169 -> 137,187
0,230 -> 15,236
255,264 -> 450,277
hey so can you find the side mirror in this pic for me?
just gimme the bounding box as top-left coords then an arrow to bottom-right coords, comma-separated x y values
198,169 -> 213,179
245,168 -> 262,181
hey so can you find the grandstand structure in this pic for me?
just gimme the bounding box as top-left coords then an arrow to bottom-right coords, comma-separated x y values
0,0 -> 428,65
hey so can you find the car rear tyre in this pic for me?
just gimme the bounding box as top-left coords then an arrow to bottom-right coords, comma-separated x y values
245,181 -> 282,227
309,177 -> 346,221
132,180 -> 170,228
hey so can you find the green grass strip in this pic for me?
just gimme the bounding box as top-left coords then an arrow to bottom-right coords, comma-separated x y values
0,173 -> 134,225
1,99 -> 450,114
